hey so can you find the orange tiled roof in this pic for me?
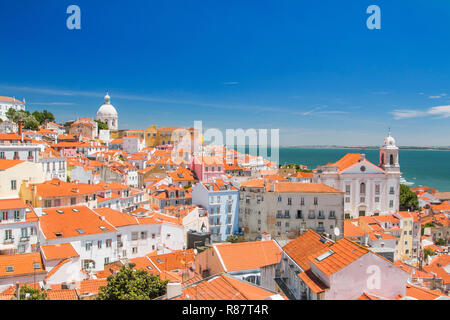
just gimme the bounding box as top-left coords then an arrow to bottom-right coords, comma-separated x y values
282,229 -> 332,270
93,207 -> 138,227
325,153 -> 364,171
309,238 -> 369,276
0,159 -> 24,170
0,252 -> 46,277
147,249 -> 195,272
268,182 -> 344,194
0,198 -> 27,210
240,179 -> 265,188
76,279 -> 108,296
298,269 -> 329,294
423,254 -> 450,285
47,289 -> 78,300
40,243 -> 79,261
175,274 -> 280,300
214,240 -> 282,272
40,205 -> 117,240
344,220 -> 366,238
405,283 -> 450,300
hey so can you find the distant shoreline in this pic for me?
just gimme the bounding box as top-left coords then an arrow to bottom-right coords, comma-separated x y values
279,146 -> 450,151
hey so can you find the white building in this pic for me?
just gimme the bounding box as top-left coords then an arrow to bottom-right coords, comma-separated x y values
0,199 -> 39,255
96,93 -> 118,131
0,133 -> 41,163
314,133 -> 401,218
0,96 -> 25,121
35,205 -> 184,273
123,135 -> 143,155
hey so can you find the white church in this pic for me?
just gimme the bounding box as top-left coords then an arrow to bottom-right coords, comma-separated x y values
96,92 -> 118,131
314,133 -> 401,218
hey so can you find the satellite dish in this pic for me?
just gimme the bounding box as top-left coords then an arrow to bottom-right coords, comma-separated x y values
334,227 -> 340,237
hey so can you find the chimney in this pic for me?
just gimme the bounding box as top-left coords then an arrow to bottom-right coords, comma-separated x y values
360,154 -> 366,161
16,282 -> 20,300
18,120 -> 23,141
166,282 -> 182,299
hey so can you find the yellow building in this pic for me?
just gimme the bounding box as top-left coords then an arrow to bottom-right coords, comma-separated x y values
113,125 -> 200,148
395,211 -> 414,261
0,160 -> 45,199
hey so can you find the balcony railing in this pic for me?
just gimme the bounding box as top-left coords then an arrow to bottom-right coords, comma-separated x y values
20,236 -> 30,242
3,238 -> 14,244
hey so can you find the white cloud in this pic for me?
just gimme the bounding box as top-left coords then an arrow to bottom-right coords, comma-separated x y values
392,105 -> 450,119
222,81 -> 240,85
428,93 -> 447,99
428,105 -> 450,118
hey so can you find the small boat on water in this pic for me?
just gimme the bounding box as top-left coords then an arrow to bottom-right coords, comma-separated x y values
400,177 -> 414,186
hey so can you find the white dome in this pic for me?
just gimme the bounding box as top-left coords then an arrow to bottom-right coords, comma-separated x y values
383,133 -> 396,147
97,93 -> 117,117
96,93 -> 118,130
97,103 -> 118,117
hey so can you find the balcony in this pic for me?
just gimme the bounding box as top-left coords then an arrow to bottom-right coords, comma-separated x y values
3,238 -> 14,244
317,214 -> 325,220
20,236 -> 30,242
274,277 -> 297,301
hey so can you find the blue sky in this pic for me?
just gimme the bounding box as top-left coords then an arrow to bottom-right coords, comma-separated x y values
1,0 -> 450,146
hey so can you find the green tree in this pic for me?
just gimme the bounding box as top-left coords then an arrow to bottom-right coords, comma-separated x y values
95,120 -> 109,133
97,263 -> 168,300
423,247 -> 435,260
399,184 -> 419,211
23,117 -> 39,130
15,285 -> 47,300
435,238 -> 447,246
226,235 -> 239,243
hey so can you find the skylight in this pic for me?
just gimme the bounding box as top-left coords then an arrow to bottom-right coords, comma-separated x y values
56,210 -> 64,214
99,226 -> 107,231
316,250 -> 335,262
55,232 -> 63,237
72,208 -> 79,212
76,229 -> 85,234
6,266 -> 14,272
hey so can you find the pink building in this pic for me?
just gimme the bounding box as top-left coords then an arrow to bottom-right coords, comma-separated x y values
189,156 -> 225,183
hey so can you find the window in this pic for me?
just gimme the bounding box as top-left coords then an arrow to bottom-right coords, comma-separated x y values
389,200 -> 394,208
104,257 -> 110,265
389,187 -> 395,195
5,230 -> 12,240
132,247 -> 138,254
2,211 -> 7,220
6,266 -> 14,273
329,211 -> 335,219
375,197 -> 380,203
296,210 -> 303,219
345,197 -> 350,203
106,239 -> 112,248
85,242 -> 92,251
287,198 -> 292,205
140,231 -> 147,240
44,200 -> 52,208
300,197 -> 305,206
360,183 -> 366,195
98,240 -> 102,249
318,211 -> 324,219
131,232 -> 138,241
345,185 -> 350,195
14,211 -> 20,221
33,263 -> 41,270
71,197 -> 76,205
54,199 -> 61,207
278,196 -> 282,202
375,184 -> 380,195
314,197 -> 318,205
21,228 -> 28,238
10,180 -> 17,190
